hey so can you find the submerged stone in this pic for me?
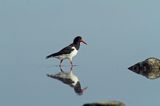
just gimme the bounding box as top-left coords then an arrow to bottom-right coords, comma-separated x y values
83,100 -> 125,106
128,57 -> 160,79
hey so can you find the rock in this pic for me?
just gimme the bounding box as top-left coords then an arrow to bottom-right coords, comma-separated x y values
83,100 -> 125,106
128,57 -> 160,79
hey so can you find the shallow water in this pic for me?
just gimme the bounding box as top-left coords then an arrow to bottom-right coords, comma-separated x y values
1,1 -> 160,106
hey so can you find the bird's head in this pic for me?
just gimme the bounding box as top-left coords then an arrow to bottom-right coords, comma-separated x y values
75,86 -> 88,95
73,36 -> 87,45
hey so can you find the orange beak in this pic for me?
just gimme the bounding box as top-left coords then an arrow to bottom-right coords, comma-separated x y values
80,39 -> 87,45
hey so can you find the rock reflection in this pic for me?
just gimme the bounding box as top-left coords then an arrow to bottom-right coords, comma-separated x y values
83,100 -> 125,106
47,66 -> 87,95
128,57 -> 160,79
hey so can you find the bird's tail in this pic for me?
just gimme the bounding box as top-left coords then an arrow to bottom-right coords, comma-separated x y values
46,74 -> 55,78
46,53 -> 58,59
46,74 -> 51,77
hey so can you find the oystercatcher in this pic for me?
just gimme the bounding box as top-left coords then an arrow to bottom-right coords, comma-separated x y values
46,36 -> 87,67
47,67 -> 87,95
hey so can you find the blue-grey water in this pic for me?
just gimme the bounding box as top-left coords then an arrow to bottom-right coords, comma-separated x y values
1,0 -> 160,106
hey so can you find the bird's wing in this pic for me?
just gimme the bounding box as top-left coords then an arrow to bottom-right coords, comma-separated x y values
62,78 -> 75,85
46,45 -> 74,58
47,74 -> 74,85
56,44 -> 74,55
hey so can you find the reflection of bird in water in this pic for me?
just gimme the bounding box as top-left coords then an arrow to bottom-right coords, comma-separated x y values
47,67 -> 87,95
46,36 -> 87,67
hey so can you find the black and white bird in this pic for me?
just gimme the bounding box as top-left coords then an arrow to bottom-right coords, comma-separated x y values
47,67 -> 87,95
46,36 -> 87,67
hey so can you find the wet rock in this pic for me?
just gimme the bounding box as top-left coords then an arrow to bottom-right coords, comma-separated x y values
83,100 -> 125,106
128,57 -> 160,79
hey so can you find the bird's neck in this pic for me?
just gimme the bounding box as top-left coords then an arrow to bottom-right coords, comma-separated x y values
71,42 -> 80,50
73,42 -> 80,50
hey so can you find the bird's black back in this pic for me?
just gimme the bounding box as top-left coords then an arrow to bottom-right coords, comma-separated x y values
46,44 -> 74,59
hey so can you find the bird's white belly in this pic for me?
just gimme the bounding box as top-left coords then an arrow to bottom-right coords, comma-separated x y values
67,49 -> 78,60
55,55 -> 66,60
69,72 -> 79,86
